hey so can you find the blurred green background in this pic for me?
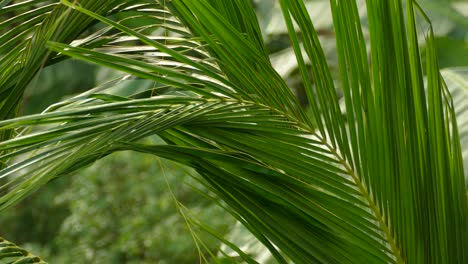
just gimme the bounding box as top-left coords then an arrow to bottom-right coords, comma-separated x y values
0,0 -> 466,263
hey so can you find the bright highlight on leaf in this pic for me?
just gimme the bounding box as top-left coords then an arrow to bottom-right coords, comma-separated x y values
0,0 -> 466,263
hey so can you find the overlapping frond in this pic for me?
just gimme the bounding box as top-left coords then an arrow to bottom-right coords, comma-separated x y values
0,0 -> 169,142
279,0 -> 468,262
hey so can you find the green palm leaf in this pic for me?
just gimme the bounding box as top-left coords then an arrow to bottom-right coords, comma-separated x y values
441,68 -> 468,183
0,236 -> 45,263
0,0 -> 466,263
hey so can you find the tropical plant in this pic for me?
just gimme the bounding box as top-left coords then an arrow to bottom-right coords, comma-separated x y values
0,0 -> 467,263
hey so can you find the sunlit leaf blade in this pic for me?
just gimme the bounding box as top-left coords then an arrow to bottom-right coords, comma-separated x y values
441,68 -> 468,184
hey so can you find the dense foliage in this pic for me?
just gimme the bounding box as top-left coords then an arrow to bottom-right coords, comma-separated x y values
0,0 -> 467,263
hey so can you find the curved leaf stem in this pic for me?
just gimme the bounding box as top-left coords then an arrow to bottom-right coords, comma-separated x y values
319,135 -> 405,264
262,102 -> 405,263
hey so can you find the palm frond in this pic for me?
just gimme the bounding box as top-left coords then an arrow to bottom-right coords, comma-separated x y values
441,68 -> 468,184
0,0 -> 157,141
0,236 -> 46,263
0,0 -> 466,263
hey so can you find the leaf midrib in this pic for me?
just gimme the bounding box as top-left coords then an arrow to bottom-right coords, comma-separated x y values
317,133 -> 405,264
263,102 -> 405,263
